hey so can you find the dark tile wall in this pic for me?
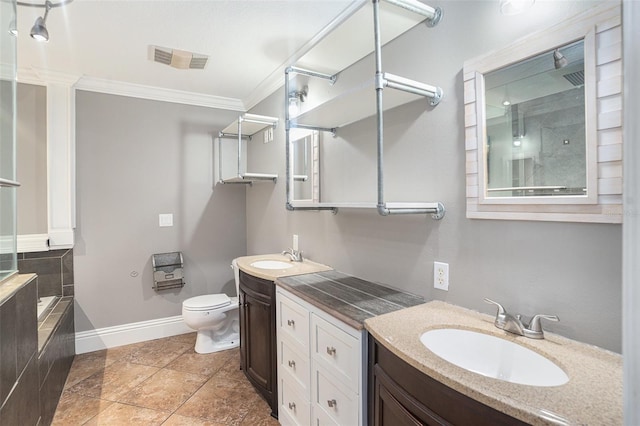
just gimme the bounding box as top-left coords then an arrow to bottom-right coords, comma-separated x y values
0,277 -> 40,425
18,249 -> 74,297
39,301 -> 75,425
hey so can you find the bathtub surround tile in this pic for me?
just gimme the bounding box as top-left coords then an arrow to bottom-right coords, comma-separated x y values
61,249 -> 74,286
55,332 -> 275,425
18,256 -> 62,296
17,248 -> 74,298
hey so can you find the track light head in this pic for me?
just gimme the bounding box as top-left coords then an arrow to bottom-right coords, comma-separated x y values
30,1 -> 52,42
553,49 -> 569,69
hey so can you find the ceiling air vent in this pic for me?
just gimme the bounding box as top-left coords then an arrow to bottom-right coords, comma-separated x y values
148,45 -> 208,70
562,70 -> 584,87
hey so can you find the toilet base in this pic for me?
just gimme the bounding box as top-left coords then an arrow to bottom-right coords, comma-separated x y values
194,329 -> 240,354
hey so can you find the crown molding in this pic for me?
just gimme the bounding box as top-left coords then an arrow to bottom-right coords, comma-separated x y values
17,67 -> 81,86
75,76 -> 246,111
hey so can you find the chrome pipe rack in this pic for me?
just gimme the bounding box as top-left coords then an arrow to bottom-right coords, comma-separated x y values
217,113 -> 279,185
0,178 -> 21,188
373,0 -> 444,219
284,0 -> 445,219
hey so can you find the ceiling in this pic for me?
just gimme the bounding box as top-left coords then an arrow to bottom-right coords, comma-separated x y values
15,0 -> 355,110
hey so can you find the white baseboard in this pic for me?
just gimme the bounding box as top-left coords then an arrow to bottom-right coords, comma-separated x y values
75,315 -> 193,354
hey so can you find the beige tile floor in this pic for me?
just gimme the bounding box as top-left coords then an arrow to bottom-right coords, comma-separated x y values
53,333 -> 280,425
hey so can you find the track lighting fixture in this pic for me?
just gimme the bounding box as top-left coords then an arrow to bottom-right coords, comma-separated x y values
288,86 -> 308,116
16,0 -> 73,42
553,49 -> 569,69
30,1 -> 51,42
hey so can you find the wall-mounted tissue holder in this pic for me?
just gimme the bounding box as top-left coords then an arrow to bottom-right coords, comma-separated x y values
152,252 -> 185,291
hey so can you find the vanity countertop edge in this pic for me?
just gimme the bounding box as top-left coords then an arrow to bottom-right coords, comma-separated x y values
364,300 -> 622,425
235,253 -> 333,281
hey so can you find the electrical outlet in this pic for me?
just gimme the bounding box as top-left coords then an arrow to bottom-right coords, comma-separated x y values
263,127 -> 274,143
293,234 -> 299,251
434,261 -> 449,291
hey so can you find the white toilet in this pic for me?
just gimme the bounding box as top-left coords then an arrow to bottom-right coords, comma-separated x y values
182,259 -> 240,354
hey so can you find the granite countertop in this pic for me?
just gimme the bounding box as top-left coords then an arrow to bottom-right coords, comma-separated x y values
276,270 -> 424,330
365,301 -> 622,425
0,273 -> 37,305
235,253 -> 332,281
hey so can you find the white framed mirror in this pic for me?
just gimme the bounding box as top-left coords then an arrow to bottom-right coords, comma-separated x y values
464,3 -> 622,223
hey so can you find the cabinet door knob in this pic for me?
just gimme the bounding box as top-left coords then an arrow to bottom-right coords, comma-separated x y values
327,399 -> 337,408
288,402 -> 296,410
326,346 -> 336,355
287,319 -> 295,326
288,360 -> 296,368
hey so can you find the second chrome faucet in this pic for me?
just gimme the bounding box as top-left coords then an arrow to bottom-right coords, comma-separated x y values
484,298 -> 559,340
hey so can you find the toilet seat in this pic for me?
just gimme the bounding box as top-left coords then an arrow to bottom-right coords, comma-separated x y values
183,294 -> 231,311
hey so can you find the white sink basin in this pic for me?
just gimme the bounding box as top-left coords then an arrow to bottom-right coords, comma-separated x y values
250,260 -> 294,270
420,328 -> 569,387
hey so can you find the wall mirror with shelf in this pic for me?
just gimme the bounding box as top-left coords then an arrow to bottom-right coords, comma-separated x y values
290,129 -> 319,203
464,3 -> 622,223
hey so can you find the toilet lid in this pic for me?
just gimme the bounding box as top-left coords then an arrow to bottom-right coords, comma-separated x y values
183,294 -> 231,310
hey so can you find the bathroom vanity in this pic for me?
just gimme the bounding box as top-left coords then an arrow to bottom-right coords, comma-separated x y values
238,270 -> 278,416
365,301 -> 623,425
235,254 -> 333,418
274,271 -> 424,426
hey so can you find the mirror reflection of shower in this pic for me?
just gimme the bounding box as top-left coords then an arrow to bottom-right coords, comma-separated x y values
484,39 -> 586,198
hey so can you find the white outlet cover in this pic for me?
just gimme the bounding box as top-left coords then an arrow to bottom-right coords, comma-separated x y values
434,261 -> 449,291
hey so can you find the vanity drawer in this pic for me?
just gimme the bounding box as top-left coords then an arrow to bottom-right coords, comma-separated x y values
278,293 -> 310,351
314,365 -> 358,426
279,338 -> 310,395
312,314 -> 359,391
280,376 -> 311,426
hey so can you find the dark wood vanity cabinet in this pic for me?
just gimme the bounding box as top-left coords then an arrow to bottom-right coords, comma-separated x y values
239,271 -> 277,418
368,336 -> 528,426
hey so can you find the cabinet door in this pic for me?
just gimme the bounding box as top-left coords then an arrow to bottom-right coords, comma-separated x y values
240,288 -> 273,393
373,366 -> 446,426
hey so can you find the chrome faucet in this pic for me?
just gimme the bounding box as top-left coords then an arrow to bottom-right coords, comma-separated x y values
282,248 -> 303,262
484,298 -> 559,340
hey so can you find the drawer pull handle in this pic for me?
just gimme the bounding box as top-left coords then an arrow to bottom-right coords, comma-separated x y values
287,319 -> 295,326
288,360 -> 296,368
327,399 -> 337,408
326,346 -> 336,356
288,402 -> 296,410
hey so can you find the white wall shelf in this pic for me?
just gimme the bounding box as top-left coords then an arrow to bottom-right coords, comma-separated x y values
285,0 -> 445,219
217,113 -> 279,185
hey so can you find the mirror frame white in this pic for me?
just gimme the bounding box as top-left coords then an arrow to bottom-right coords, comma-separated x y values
463,3 -> 623,223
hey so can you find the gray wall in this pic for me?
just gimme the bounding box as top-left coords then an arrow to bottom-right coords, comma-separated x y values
246,0 -> 622,352
74,91 -> 246,332
16,83 -> 47,235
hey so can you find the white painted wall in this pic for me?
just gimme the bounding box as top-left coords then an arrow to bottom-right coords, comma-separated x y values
74,91 -> 246,332
246,0 -> 623,352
